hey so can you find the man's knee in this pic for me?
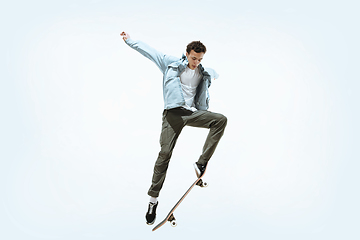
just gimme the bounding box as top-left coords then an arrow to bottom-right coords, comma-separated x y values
219,114 -> 227,126
158,149 -> 172,160
216,113 -> 227,128
155,150 -> 172,172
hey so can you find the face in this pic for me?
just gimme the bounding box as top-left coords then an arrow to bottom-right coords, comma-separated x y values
186,50 -> 205,70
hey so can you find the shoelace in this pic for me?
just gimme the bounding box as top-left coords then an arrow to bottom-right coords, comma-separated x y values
148,203 -> 155,214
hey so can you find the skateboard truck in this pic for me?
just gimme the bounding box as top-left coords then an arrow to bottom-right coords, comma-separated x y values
196,179 -> 208,188
168,214 -> 177,227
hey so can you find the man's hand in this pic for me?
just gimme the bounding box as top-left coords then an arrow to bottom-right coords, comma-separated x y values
120,31 -> 130,41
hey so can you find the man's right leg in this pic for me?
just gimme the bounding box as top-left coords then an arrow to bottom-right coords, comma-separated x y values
148,109 -> 185,197
146,109 -> 184,224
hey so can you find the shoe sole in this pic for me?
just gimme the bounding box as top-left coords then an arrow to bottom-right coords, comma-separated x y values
146,217 -> 156,225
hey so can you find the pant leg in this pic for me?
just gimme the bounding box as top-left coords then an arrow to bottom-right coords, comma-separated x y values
184,110 -> 227,166
147,109 -> 185,197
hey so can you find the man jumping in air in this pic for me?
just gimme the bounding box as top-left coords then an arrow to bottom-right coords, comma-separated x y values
120,32 -> 227,225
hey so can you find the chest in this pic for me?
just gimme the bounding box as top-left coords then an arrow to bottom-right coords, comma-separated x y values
180,67 -> 202,88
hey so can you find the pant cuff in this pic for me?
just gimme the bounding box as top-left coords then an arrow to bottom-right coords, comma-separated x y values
148,190 -> 159,198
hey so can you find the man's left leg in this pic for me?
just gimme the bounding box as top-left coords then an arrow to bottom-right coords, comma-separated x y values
184,110 -> 227,176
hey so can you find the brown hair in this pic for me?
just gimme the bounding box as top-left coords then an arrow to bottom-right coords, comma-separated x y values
186,41 -> 207,54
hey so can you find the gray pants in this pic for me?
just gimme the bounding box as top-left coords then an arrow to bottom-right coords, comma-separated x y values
148,107 -> 227,197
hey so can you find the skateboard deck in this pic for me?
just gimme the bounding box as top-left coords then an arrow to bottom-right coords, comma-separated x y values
152,165 -> 208,231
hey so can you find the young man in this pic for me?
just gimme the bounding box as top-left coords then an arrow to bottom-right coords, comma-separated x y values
120,32 -> 227,225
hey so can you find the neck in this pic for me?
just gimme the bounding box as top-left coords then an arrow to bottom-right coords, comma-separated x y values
187,64 -> 197,70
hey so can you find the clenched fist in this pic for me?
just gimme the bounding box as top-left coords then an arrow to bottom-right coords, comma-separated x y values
120,31 -> 130,41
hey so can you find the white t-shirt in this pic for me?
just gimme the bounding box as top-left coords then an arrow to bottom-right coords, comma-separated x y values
180,66 -> 202,111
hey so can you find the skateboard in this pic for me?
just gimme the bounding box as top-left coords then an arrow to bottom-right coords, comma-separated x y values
152,165 -> 208,231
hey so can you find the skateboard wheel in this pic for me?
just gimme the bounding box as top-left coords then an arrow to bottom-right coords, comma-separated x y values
170,220 -> 177,227
202,182 -> 208,188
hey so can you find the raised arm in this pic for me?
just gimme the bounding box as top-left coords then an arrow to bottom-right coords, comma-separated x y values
120,32 -> 177,74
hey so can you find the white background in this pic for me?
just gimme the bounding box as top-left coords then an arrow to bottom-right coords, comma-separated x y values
1,0 -> 359,239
